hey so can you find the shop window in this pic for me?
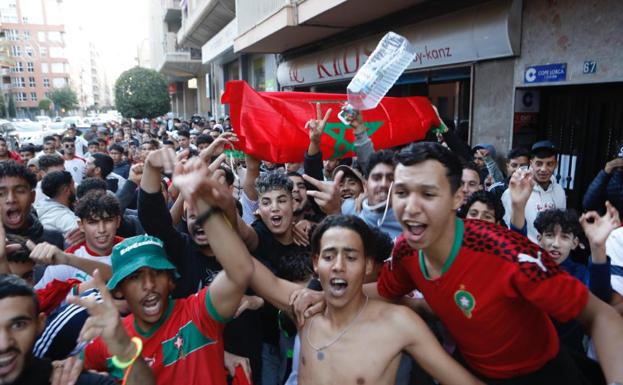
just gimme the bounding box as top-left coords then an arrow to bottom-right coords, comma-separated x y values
251,57 -> 265,91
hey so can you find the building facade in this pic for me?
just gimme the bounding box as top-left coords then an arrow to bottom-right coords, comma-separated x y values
232,0 -> 623,209
0,0 -> 70,117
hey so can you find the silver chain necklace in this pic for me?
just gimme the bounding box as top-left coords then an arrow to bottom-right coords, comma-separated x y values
305,295 -> 369,361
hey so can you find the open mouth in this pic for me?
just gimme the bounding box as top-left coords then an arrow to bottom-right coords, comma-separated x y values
404,221 -> 427,243
329,278 -> 348,297
548,250 -> 562,260
5,209 -> 23,227
141,293 -> 162,317
0,351 -> 18,376
270,215 -> 283,227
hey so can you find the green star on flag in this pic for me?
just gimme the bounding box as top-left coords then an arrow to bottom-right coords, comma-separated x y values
324,121 -> 384,159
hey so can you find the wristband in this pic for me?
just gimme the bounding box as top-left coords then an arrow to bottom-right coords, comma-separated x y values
111,337 -> 143,370
195,207 -> 224,228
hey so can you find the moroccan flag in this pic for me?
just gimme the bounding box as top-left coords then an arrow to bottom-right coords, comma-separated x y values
221,80 -> 441,163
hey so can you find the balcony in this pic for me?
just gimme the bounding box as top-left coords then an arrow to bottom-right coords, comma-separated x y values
177,0 -> 236,48
164,0 -> 182,32
158,32 -> 203,80
234,0 -> 430,53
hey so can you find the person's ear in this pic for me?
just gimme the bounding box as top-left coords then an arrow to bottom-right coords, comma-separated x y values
364,257 -> 374,276
452,188 -> 464,210
571,236 -> 580,250
36,312 -> 46,335
312,254 -> 319,274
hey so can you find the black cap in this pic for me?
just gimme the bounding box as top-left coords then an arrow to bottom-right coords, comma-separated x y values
531,140 -> 557,153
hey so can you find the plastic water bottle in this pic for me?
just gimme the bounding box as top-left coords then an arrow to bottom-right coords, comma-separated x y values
346,32 -> 416,110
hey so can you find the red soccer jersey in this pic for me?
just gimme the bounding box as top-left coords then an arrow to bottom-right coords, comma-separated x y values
83,287 -> 228,385
378,218 -> 588,379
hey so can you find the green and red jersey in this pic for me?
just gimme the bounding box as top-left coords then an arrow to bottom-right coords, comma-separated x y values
83,287 -> 228,385
378,218 -> 588,379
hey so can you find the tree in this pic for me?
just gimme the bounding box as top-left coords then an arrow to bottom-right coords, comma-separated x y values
38,98 -> 52,112
7,94 -> 15,118
114,66 -> 169,119
49,87 -> 78,113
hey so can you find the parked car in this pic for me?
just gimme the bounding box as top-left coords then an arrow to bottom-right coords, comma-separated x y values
35,116 -> 52,125
0,120 -> 19,150
12,122 -> 47,146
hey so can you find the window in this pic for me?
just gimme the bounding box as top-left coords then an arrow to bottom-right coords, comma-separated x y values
26,62 -> 33,72
5,29 -> 18,41
22,30 -> 29,40
11,62 -> 22,72
16,92 -> 26,102
43,78 -> 49,87
41,63 -> 48,73
11,46 -> 21,56
49,47 -> 64,58
24,46 -> 33,57
17,77 -> 25,87
39,47 -> 47,57
30,92 -> 36,101
28,77 -> 35,87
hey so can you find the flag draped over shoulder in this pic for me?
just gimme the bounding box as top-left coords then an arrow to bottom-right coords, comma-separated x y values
221,80 -> 441,163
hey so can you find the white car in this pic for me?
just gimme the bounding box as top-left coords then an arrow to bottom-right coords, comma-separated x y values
35,116 -> 52,125
12,122 -> 47,146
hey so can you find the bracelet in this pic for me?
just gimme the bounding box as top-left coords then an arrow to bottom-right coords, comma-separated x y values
111,337 -> 143,370
195,207 -> 224,228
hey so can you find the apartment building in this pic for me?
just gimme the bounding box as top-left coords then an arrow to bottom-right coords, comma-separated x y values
0,0 -> 70,117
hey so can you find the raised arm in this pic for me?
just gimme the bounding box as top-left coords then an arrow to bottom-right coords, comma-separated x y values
580,201 -> 619,301
174,158 -> 254,320
509,168 -> 533,235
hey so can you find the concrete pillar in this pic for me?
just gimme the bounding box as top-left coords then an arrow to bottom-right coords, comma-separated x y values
197,72 -> 210,116
471,58 -> 515,154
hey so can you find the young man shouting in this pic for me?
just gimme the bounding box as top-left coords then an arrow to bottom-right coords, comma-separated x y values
82,159 -> 254,385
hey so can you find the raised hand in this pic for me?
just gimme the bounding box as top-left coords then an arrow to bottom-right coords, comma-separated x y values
306,103 -> 332,146
303,171 -> 344,215
67,270 -> 133,358
509,167 -> 534,209
173,158 -> 236,223
580,201 -> 621,249
145,148 -> 176,174
604,158 -> 623,174
200,132 -> 238,161
128,163 -> 144,185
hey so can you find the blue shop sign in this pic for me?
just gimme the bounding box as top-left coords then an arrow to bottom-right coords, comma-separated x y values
524,63 -> 567,83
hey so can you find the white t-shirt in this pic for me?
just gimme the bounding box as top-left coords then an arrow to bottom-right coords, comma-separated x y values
606,226 -> 623,296
64,156 -> 86,185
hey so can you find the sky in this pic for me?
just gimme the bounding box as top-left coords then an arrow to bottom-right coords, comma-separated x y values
63,0 -> 151,86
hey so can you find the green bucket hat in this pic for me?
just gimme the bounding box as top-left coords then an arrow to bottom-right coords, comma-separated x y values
107,235 -> 178,290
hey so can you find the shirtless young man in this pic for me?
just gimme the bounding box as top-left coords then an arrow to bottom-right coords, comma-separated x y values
247,214 -> 482,385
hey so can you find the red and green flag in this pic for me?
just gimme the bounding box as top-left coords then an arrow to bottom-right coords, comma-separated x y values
221,80 -> 442,163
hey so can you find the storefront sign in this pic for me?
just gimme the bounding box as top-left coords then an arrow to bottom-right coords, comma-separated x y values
277,0 -> 521,87
524,63 -> 567,83
515,89 -> 540,113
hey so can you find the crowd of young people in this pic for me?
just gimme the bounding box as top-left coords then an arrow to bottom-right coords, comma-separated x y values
0,108 -> 620,385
